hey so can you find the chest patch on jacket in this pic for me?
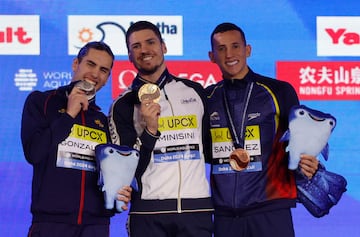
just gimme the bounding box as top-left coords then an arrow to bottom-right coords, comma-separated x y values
154,115 -> 200,163
56,124 -> 107,171
210,126 -> 262,174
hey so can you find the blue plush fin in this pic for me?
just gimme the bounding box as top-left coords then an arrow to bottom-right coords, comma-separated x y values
321,143 -> 329,161
280,130 -> 290,142
98,171 -> 104,187
131,177 -> 139,192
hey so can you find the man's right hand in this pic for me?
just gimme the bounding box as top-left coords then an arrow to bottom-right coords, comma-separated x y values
66,86 -> 89,118
140,99 -> 161,135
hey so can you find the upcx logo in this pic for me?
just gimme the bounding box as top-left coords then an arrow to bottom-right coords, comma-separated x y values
0,15 -> 40,55
317,16 -> 360,56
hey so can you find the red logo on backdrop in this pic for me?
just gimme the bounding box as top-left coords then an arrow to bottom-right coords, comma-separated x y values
276,61 -> 360,100
0,27 -> 32,44
111,61 -> 222,99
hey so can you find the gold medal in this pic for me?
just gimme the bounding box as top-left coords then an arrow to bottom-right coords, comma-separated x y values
229,148 -> 250,171
138,84 -> 161,103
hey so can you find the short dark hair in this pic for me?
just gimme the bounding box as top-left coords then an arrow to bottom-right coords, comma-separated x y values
125,21 -> 163,51
77,41 -> 115,68
210,22 -> 247,49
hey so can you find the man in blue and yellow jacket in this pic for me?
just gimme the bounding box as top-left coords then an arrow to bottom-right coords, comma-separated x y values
206,22 -> 319,237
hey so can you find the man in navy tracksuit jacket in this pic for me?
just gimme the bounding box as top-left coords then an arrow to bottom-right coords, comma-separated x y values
108,21 -> 213,237
206,23 -> 319,237
21,42 -> 131,237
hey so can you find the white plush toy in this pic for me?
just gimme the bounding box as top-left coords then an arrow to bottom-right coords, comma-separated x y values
280,105 -> 336,170
95,144 -> 139,212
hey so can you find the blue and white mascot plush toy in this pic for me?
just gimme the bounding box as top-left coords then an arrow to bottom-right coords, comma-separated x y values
95,144 -> 139,212
280,105 -> 336,170
280,105 -> 347,217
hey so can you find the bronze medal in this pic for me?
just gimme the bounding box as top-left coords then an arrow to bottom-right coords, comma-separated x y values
229,148 -> 250,171
138,84 -> 161,103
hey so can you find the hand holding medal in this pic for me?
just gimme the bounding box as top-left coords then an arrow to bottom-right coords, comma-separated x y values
67,80 -> 96,117
76,80 -> 96,101
138,84 -> 161,135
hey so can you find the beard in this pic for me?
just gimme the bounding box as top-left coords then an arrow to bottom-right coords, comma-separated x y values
137,64 -> 161,75
134,56 -> 165,76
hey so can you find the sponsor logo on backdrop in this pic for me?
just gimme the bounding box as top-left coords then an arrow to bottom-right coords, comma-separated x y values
68,15 -> 183,56
111,61 -> 221,99
14,69 -> 38,91
0,15 -> 40,55
276,61 -> 360,100
42,71 -> 72,89
14,69 -> 72,92
317,16 -> 360,56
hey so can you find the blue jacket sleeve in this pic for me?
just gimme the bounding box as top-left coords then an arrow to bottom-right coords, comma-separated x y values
21,91 -> 75,164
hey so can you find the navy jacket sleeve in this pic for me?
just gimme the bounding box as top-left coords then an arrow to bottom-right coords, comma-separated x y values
21,91 -> 75,164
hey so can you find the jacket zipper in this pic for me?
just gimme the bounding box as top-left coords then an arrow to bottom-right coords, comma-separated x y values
164,85 -> 181,212
177,161 -> 182,213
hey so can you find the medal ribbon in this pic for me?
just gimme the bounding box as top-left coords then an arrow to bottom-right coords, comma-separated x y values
222,81 -> 254,148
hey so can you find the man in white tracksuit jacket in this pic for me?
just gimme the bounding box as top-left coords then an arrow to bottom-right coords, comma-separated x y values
108,21 -> 214,237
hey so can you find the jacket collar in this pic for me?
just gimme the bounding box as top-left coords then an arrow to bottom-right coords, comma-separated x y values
223,67 -> 255,89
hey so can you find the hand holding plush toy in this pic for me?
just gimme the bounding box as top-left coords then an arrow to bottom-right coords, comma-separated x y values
280,105 -> 336,170
95,144 -> 139,212
280,105 -> 347,217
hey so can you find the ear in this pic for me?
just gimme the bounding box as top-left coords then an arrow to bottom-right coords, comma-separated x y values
246,44 -> 251,58
208,51 -> 216,63
72,58 -> 79,71
128,52 -> 133,63
162,42 -> 167,54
